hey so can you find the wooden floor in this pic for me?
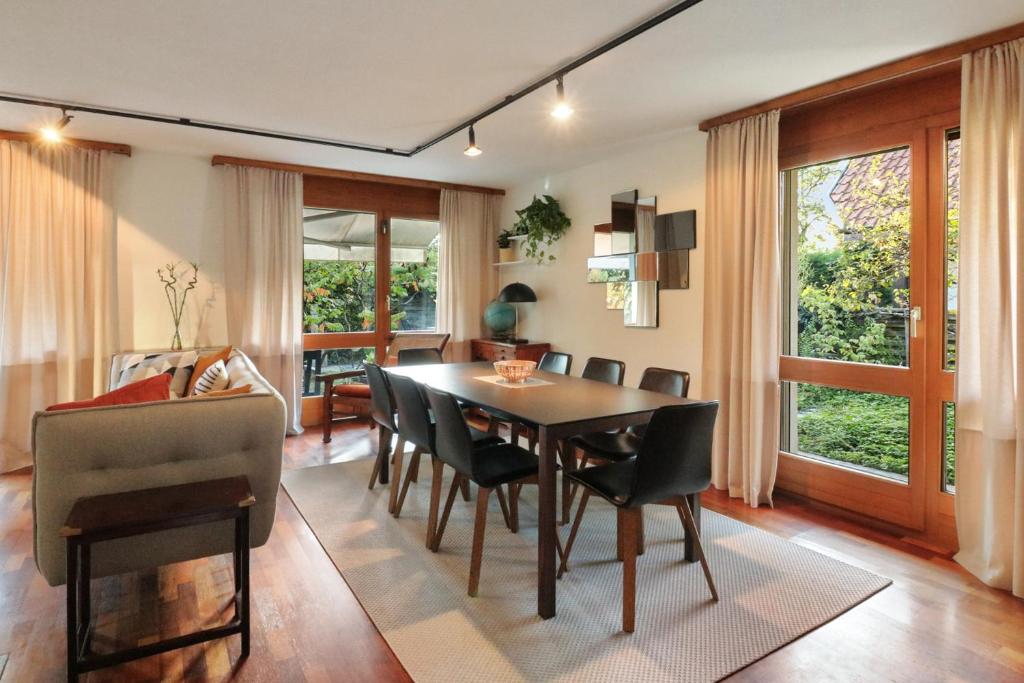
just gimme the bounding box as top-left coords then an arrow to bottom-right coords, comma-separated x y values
2,422 -> 1022,682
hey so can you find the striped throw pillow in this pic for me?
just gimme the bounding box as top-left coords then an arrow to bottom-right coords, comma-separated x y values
191,359 -> 230,395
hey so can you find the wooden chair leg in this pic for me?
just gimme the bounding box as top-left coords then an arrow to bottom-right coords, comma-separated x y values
679,500 -> 718,602
468,487 -> 492,597
637,507 -> 645,556
494,485 -> 512,530
368,427 -> 391,490
528,429 -> 538,454
322,393 -> 333,443
426,458 -> 444,549
560,441 -> 577,525
620,507 -> 640,633
566,453 -> 590,517
684,492 -> 701,562
431,474 -> 463,552
510,422 -> 521,448
509,481 -> 520,533
387,439 -> 406,514
558,490 -> 590,578
409,449 -> 421,483
394,448 -> 421,518
459,478 -> 471,502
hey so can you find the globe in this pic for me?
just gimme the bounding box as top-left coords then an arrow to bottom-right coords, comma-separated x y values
484,300 -> 516,335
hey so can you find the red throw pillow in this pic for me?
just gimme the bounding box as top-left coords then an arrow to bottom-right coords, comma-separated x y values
46,373 -> 172,412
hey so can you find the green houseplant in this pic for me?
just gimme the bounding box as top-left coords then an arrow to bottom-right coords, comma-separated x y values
496,230 -> 516,263
512,195 -> 571,264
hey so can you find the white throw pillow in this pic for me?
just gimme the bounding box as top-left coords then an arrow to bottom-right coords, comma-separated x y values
191,359 -> 230,395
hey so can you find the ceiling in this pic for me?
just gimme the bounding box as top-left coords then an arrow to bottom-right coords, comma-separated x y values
1,1 -> 1022,187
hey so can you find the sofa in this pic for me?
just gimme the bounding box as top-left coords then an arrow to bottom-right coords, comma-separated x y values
32,348 -> 286,586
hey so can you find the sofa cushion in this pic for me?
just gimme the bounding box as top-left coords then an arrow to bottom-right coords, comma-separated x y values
188,384 -> 253,399
115,350 -> 199,398
192,359 -> 230,395
186,346 -> 233,395
47,373 -> 172,411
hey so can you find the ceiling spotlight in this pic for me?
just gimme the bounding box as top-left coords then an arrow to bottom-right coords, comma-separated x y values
463,124 -> 482,157
551,76 -> 574,120
40,109 -> 73,143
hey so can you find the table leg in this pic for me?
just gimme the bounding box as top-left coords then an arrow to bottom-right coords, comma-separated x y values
238,511 -> 251,659
537,426 -> 557,619
684,492 -> 701,563
79,543 -> 91,653
66,539 -> 79,682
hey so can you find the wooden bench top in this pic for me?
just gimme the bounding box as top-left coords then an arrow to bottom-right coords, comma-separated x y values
61,476 -> 255,538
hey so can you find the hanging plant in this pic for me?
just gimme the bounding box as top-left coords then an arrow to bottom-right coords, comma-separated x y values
511,194 -> 571,264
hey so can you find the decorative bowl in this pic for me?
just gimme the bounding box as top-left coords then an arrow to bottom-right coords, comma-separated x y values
494,359 -> 536,384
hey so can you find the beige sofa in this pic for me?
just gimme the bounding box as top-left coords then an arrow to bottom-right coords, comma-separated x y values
32,349 -> 286,586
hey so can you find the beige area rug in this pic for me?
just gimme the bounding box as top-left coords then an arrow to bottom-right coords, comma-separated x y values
282,458 -> 890,682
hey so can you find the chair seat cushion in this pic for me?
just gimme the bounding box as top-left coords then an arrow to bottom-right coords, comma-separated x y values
570,431 -> 642,462
331,382 -> 372,398
567,460 -> 636,506
470,444 -> 541,488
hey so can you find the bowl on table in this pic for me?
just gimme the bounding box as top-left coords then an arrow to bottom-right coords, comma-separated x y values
493,360 -> 537,384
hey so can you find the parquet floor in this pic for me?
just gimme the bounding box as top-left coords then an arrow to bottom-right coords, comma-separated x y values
1,422 -> 1022,682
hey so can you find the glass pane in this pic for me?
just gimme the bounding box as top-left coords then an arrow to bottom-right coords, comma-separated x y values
943,402 -> 956,492
301,347 -> 374,397
303,207 -> 377,333
390,218 -> 440,332
945,131 -> 960,370
780,382 -> 910,482
783,148 -> 912,366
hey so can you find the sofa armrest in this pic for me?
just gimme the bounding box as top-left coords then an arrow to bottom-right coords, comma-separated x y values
32,392 -> 286,586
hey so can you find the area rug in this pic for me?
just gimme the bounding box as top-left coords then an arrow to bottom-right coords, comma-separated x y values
281,459 -> 890,682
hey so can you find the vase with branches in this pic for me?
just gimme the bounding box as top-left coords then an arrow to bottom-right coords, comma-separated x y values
157,261 -> 199,350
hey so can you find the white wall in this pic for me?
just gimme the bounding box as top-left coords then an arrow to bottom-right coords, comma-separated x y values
115,150 -> 228,351
499,127 -> 708,395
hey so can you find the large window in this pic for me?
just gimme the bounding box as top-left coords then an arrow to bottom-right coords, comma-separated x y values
303,208 -> 378,333
389,218 -> 440,332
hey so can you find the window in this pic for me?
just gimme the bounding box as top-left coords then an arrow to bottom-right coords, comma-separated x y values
782,147 -> 912,367
945,130 -> 960,370
303,208 -> 378,333
389,218 -> 440,332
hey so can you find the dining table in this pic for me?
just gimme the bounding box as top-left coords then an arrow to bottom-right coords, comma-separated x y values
384,361 -> 698,619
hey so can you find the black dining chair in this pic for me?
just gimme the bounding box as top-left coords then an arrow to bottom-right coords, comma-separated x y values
558,401 -> 720,633
425,386 -> 556,596
397,347 -> 444,365
387,374 -> 503,544
364,363 -> 399,490
581,357 -> 626,385
538,351 -> 573,375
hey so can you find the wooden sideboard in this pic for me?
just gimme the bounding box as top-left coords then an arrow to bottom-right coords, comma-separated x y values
470,339 -> 551,363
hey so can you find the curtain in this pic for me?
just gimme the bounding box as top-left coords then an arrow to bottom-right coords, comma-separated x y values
0,141 -> 117,472
701,110 -> 781,507
221,165 -> 304,435
955,38 -> 1024,598
437,189 -> 500,361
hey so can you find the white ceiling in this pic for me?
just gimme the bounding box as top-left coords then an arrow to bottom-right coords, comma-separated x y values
2,0 -> 1022,187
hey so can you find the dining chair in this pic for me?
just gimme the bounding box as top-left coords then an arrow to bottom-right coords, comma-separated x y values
387,373 -> 503,545
424,386 -> 553,596
364,363 -> 399,490
538,351 -> 573,375
397,347 -> 444,365
558,401 -> 720,633
581,357 -> 626,385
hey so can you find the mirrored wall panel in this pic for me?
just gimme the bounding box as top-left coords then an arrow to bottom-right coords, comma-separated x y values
624,281 -> 658,328
658,249 -> 689,289
606,281 -> 627,309
654,210 -> 696,251
587,254 -> 635,283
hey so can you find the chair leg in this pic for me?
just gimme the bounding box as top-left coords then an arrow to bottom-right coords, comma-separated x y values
494,485 -> 512,531
566,453 -> 590,517
509,482 -> 520,533
558,490 -> 590,578
679,500 -> 718,602
510,422 -> 521,448
620,507 -> 641,633
560,441 -> 577,525
387,439 -> 406,514
460,478 -> 471,502
394,448 -> 421,518
637,507 -> 645,556
487,415 -> 500,436
368,427 -> 391,490
426,458 -> 444,549
409,449 -> 421,483
322,394 -> 333,443
431,474 -> 463,552
528,429 -> 538,454
468,487 -> 492,597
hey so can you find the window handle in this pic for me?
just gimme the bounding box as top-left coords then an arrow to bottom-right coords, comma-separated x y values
910,306 -> 922,338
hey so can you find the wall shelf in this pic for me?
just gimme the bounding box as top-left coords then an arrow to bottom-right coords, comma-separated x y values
493,260 -> 527,267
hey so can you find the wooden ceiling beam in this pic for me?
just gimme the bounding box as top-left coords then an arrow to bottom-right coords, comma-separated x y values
698,21 -> 1024,132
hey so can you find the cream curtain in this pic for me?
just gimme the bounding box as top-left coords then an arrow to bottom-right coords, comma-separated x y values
954,38 -> 1024,598
221,165 -> 304,434
701,110 -> 781,507
0,141 -> 117,472
437,189 -> 500,361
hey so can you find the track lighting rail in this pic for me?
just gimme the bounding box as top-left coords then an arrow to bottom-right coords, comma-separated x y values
0,0 -> 704,157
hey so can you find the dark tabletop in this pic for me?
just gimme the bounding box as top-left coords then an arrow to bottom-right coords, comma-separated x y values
385,362 -> 695,428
